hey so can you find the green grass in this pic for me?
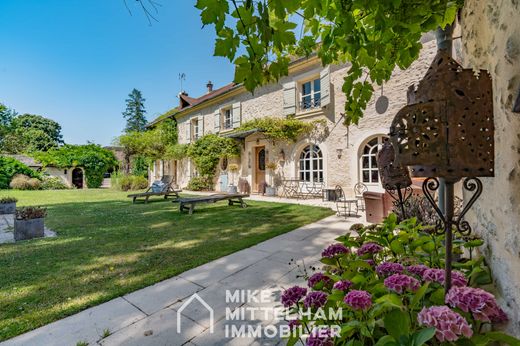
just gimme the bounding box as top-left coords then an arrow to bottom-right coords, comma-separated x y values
0,189 -> 333,341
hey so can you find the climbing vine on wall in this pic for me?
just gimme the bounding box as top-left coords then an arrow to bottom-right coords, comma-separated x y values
186,134 -> 240,180
235,117 -> 324,143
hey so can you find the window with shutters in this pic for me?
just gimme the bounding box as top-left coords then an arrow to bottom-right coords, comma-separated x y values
299,77 -> 321,111
299,144 -> 323,182
221,107 -> 232,130
191,118 -> 200,141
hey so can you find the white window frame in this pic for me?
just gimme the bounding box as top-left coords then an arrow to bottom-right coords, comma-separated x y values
299,144 -> 323,183
299,77 -> 321,112
360,136 -> 388,185
191,118 -> 200,141
221,107 -> 233,130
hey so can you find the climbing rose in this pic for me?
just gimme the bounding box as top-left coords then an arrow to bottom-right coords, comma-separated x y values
304,291 -> 328,309
321,243 -> 349,258
344,290 -> 372,310
376,262 -> 404,277
407,264 -> 429,277
384,274 -> 420,294
306,328 -> 334,346
357,242 -> 383,256
308,273 -> 332,288
333,280 -> 353,291
422,268 -> 467,287
281,286 -> 307,308
417,306 -> 473,342
446,286 -> 508,323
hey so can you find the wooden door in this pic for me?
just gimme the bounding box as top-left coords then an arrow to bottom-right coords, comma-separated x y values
254,146 -> 266,193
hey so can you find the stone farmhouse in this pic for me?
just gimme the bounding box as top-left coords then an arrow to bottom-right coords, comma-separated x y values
149,37 -> 438,197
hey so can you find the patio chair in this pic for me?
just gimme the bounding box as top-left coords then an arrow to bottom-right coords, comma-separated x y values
354,182 -> 368,211
127,175 -> 182,204
335,185 -> 359,218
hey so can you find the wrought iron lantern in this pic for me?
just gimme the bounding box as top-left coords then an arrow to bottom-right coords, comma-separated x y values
389,50 -> 494,292
377,140 -> 413,218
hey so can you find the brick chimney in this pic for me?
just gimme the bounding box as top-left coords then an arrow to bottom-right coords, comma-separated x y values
206,81 -> 213,93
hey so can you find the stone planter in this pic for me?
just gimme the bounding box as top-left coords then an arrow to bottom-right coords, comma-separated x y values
265,186 -> 277,196
0,202 -> 16,215
14,218 -> 45,241
228,185 -> 238,194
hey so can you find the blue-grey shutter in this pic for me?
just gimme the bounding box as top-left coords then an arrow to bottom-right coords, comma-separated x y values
232,102 -> 241,128
320,66 -> 331,108
283,81 -> 297,116
214,110 -> 221,133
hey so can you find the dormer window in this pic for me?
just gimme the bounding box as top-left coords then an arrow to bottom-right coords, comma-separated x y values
300,78 -> 321,111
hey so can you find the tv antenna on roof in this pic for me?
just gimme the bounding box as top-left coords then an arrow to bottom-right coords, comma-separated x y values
179,73 -> 186,93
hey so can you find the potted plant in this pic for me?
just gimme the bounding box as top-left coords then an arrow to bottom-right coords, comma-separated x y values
14,206 -> 47,241
265,162 -> 278,196
0,197 -> 17,214
227,163 -> 239,194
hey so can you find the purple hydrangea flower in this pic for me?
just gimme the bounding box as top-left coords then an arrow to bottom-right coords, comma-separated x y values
304,291 -> 328,309
417,306 -> 473,342
281,286 -> 307,308
344,290 -> 372,310
422,269 -> 467,287
384,274 -> 420,294
365,259 -> 375,267
288,319 -> 301,330
308,273 -> 332,288
333,280 -> 353,291
357,242 -> 383,256
376,262 -> 404,277
446,286 -> 508,323
406,264 -> 429,277
321,243 -> 350,258
306,328 -> 334,346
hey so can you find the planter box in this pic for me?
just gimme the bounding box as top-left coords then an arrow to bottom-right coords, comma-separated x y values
14,218 -> 45,241
228,185 -> 238,194
0,202 -> 16,214
265,186 -> 277,196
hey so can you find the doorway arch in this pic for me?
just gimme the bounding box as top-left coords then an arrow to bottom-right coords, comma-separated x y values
72,168 -> 84,189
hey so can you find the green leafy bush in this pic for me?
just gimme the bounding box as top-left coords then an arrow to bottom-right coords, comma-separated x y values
15,206 -> 47,220
0,156 -> 41,189
187,176 -> 213,191
40,176 -> 69,190
111,173 -> 148,191
9,174 -> 41,190
0,196 -> 17,204
234,117 -> 323,142
279,215 -> 518,346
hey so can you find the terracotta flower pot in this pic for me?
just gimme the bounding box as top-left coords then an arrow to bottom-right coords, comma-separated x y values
0,202 -> 16,214
14,218 -> 45,241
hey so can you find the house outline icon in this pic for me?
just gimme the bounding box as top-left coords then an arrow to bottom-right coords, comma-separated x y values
177,293 -> 214,334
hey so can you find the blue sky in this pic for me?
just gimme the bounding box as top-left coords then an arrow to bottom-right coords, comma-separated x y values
0,0 -> 235,146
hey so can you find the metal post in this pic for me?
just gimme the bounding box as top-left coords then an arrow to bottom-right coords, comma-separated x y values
397,187 -> 406,219
444,181 -> 455,293
439,177 -> 446,215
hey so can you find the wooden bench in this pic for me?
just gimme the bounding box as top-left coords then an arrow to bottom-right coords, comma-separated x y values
178,193 -> 249,214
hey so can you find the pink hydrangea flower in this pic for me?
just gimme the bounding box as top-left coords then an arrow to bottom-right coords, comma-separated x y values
304,291 -> 328,309
376,262 -> 404,277
281,286 -> 307,308
357,242 -> 383,256
417,306 -> 473,342
344,290 -> 372,310
446,286 -> 508,323
306,328 -> 334,346
365,259 -> 375,267
321,243 -> 350,258
422,268 -> 467,287
406,264 -> 429,277
384,274 -> 420,294
308,273 -> 332,288
333,280 -> 353,291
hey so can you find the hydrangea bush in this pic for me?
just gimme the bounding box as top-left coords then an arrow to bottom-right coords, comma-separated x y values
280,214 -> 519,346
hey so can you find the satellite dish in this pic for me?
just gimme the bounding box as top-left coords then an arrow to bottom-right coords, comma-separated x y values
376,95 -> 389,114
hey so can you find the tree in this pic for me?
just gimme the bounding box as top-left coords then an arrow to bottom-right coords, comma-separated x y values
194,0 -> 461,125
0,103 -> 16,150
122,89 -> 147,133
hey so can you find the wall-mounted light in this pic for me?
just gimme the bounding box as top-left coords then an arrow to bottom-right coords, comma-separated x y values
336,148 -> 343,159
513,87 -> 520,113
278,149 -> 286,162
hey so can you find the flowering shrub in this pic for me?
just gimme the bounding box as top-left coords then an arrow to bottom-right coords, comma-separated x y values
280,214 -> 519,345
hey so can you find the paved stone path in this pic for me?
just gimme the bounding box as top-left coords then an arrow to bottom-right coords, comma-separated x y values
0,214 -> 56,244
1,215 -> 361,346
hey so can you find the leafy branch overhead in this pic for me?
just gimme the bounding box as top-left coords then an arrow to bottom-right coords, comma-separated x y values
195,0 -> 461,125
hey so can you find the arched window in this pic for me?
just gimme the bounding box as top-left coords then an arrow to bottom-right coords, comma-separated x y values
299,144 -> 323,182
360,136 -> 387,184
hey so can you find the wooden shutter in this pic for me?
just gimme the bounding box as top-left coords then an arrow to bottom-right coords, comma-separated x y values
185,121 -> 191,144
320,66 -> 331,108
283,81 -> 297,116
214,109 -> 221,133
198,115 -> 204,138
232,102 -> 241,128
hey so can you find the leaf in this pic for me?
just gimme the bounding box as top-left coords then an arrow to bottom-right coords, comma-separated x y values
429,288 -> 445,305
390,239 -> 404,254
411,282 -> 430,308
412,327 -> 436,346
383,309 -> 410,340
375,335 -> 397,346
483,331 -> 520,346
376,293 -> 403,309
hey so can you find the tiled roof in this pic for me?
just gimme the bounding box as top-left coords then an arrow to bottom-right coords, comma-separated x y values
179,82 -> 238,109
2,154 -> 43,168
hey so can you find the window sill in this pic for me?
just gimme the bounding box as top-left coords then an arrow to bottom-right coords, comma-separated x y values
295,108 -> 325,118
219,128 -> 234,134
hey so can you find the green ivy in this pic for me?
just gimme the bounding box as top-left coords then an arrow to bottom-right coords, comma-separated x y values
186,134 -> 240,180
235,116 -> 321,142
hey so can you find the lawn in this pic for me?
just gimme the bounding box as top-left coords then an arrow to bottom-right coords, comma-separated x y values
0,189 -> 334,341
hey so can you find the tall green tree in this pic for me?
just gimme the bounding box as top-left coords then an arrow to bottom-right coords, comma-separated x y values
194,0 -> 461,125
122,89 -> 147,133
0,103 -> 16,149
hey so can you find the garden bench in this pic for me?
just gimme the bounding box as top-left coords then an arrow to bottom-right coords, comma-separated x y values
177,193 -> 249,214
127,175 -> 181,204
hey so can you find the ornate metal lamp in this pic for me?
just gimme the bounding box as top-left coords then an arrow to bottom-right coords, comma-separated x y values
389,50 -> 494,292
377,140 -> 413,218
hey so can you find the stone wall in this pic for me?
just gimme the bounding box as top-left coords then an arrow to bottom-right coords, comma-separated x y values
461,0 -> 520,336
